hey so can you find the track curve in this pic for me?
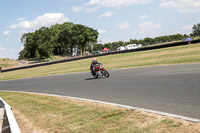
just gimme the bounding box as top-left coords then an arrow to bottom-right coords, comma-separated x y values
1,63 -> 200,120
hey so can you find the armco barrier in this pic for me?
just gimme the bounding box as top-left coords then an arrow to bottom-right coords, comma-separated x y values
1,39 -> 200,73
0,97 -> 21,133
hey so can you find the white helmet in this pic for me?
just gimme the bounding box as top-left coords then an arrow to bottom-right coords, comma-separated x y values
92,58 -> 97,63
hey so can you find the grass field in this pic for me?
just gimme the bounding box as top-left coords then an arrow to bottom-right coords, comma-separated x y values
0,58 -> 18,68
0,91 -> 199,133
0,43 -> 200,81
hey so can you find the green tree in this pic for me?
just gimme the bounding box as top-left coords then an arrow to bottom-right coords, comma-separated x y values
129,39 -> 138,44
191,23 -> 200,37
20,27 -> 54,59
57,22 -> 74,56
103,43 -> 112,50
144,37 -> 154,45
20,32 -> 37,58
49,24 -> 63,55
35,27 -> 54,58
72,24 -> 98,56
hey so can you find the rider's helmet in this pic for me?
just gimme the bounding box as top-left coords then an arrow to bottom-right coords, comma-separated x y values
92,58 -> 97,63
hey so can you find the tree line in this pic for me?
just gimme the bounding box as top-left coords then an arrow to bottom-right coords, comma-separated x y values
92,23 -> 200,52
93,34 -> 189,51
19,22 -> 200,59
19,22 -> 99,59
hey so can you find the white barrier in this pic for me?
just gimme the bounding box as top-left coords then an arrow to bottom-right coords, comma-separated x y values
0,97 -> 21,133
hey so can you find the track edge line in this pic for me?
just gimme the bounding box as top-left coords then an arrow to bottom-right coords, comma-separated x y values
1,90 -> 200,123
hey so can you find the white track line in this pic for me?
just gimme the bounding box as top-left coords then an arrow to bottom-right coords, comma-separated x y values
1,90 -> 200,123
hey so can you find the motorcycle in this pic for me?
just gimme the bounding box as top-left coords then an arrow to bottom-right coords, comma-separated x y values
91,63 -> 109,78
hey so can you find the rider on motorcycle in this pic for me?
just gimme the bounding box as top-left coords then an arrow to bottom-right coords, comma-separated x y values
90,58 -> 109,78
90,58 -> 98,76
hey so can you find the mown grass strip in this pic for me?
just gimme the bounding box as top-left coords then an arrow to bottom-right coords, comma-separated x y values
0,91 -> 199,133
0,43 -> 200,81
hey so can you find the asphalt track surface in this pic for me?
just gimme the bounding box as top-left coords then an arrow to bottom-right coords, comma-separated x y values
0,63 -> 200,120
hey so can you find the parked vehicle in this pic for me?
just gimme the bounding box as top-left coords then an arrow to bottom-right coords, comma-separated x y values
117,44 -> 142,51
91,51 -> 102,55
117,46 -> 126,51
91,63 -> 109,78
125,44 -> 142,50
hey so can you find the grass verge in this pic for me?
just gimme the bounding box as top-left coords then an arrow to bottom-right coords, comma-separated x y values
0,91 -> 199,133
0,58 -> 18,68
0,43 -> 200,81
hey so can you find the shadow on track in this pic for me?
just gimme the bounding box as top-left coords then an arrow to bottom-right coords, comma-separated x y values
85,77 -> 106,80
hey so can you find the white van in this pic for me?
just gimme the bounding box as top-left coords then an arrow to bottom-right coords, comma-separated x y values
117,44 -> 142,51
125,44 -> 142,50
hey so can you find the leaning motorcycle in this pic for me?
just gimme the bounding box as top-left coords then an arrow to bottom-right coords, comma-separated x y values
91,63 -> 109,78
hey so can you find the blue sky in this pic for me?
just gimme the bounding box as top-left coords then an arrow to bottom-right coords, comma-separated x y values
0,0 -> 200,59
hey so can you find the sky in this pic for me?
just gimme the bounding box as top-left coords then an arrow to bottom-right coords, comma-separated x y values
0,0 -> 200,59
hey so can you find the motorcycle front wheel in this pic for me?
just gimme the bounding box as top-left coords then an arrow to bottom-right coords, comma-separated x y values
103,70 -> 109,78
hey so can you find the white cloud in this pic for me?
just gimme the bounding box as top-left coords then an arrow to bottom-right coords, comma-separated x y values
160,0 -> 200,14
73,0 -> 154,13
98,29 -> 107,34
139,21 -> 161,30
181,25 -> 193,30
16,17 -> 25,22
9,13 -> 69,30
72,5 -> 99,13
99,11 -> 114,18
0,46 -> 5,51
116,22 -> 131,30
139,14 -> 149,19
138,21 -> 161,37
3,30 -> 11,35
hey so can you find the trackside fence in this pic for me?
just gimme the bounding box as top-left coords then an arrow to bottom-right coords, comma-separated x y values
1,39 -> 200,73
0,97 -> 21,133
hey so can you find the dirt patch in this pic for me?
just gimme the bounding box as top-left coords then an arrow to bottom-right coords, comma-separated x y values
13,109 -> 47,133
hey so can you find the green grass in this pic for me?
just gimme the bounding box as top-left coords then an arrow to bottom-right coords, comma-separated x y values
0,91 -> 199,133
0,43 -> 200,81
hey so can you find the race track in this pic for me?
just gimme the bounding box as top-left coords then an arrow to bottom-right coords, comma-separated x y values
0,63 -> 200,120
